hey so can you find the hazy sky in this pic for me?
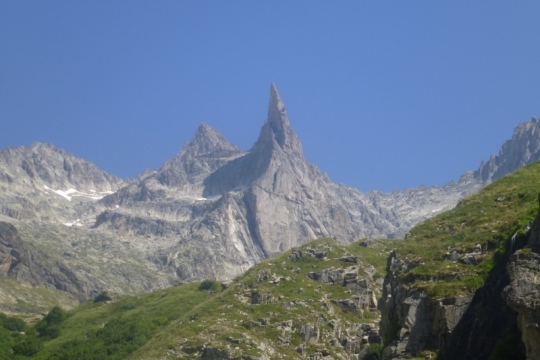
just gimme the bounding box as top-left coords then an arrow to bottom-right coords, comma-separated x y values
1,2 -> 539,192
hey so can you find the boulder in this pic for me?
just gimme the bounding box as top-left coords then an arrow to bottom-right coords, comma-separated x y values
300,323 -> 320,343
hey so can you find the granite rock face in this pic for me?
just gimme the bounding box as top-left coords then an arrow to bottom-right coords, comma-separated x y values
502,200 -> 540,360
477,117 -> 540,184
90,84 -> 480,285
0,220 -> 174,302
0,142 -> 126,224
503,251 -> 540,360
2,84 -> 540,304
88,84 -> 490,283
0,222 -> 30,279
379,252 -> 473,359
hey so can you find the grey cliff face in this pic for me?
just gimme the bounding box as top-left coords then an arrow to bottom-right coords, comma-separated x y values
503,251 -> 540,360
0,142 -> 126,223
379,251 -> 473,359
502,199 -> 540,360
379,196 -> 540,360
0,142 -> 124,192
2,84 -> 540,305
476,117 -> 540,183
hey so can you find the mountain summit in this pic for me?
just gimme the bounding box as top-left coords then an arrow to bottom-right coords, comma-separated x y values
90,83 -> 475,280
2,84 -> 540,301
254,83 -> 303,154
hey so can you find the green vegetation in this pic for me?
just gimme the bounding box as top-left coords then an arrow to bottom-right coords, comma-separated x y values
30,283 -> 210,360
198,279 -> 219,291
389,161 -> 540,298
0,311 -> 36,359
35,307 -> 67,340
0,312 -> 27,332
363,343 -> 384,359
4,160 -> 540,358
0,237 -> 391,359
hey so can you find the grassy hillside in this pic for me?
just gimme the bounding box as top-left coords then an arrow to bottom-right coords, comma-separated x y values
1,238 -> 394,359
0,277 -> 79,315
5,161 -> 540,359
389,161 -> 540,298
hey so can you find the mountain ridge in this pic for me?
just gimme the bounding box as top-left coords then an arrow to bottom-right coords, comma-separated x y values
1,84 -> 540,305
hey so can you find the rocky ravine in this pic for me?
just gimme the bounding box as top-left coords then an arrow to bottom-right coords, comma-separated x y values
1,84 -> 540,304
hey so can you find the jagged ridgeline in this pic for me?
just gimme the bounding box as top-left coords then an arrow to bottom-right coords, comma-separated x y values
2,84 -> 540,359
13,156 -> 536,360
2,83 -> 540,309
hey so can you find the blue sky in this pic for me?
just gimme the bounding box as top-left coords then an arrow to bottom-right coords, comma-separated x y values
1,2 -> 539,192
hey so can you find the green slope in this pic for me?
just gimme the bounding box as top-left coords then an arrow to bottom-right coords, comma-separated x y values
6,161 -> 540,359
390,161 -> 540,298
2,238 -> 393,359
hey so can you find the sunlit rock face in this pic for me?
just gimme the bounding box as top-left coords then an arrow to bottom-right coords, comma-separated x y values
88,84 -> 485,281
476,117 -> 540,184
2,84 -> 540,302
0,142 -> 126,224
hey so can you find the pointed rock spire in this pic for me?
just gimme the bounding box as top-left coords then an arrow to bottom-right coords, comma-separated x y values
254,83 -> 303,155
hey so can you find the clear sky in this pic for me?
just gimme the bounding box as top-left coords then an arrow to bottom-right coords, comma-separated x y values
1,2 -> 539,192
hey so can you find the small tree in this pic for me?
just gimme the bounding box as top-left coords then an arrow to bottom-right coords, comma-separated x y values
36,306 -> 67,340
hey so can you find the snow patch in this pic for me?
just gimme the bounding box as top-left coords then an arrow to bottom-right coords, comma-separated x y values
178,195 -> 220,202
63,219 -> 83,227
44,185 -> 115,201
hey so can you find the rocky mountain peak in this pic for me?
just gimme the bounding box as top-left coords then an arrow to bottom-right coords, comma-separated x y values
475,117 -> 540,183
152,123 -> 243,189
182,122 -> 241,159
253,83 -> 303,155
0,142 -> 124,193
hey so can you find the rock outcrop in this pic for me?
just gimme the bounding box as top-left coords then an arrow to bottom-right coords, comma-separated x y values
503,251 -> 540,360
380,193 -> 540,359
501,197 -> 540,360
0,142 -> 126,224
379,251 -> 473,359
476,117 -> 540,183
0,220 -> 175,302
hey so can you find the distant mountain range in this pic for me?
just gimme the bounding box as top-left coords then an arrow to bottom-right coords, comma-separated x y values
1,84 -> 539,305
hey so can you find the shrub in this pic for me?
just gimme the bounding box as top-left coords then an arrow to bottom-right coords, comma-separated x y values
51,317 -> 154,360
362,343 -> 384,359
12,336 -> 43,356
464,276 -> 485,290
36,306 -> 67,339
198,280 -> 219,291
0,313 -> 27,332
0,327 -> 14,359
